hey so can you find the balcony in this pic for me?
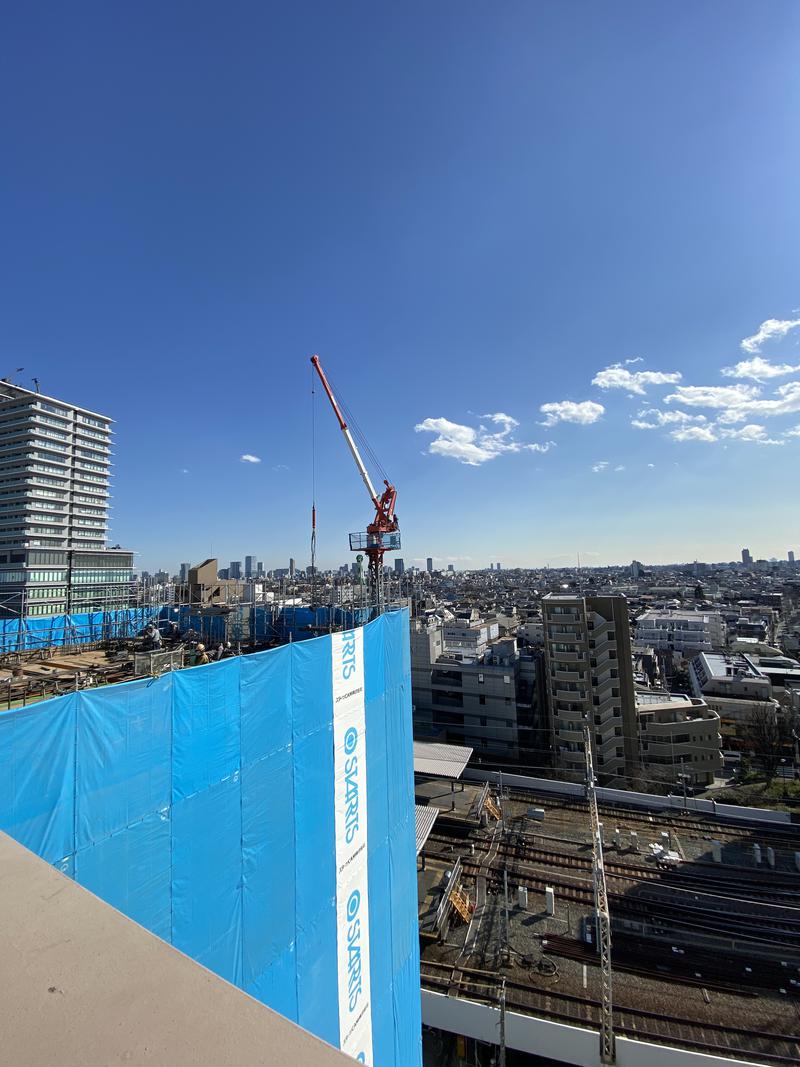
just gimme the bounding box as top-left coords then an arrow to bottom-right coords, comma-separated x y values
554,669 -> 583,683
555,689 -> 586,703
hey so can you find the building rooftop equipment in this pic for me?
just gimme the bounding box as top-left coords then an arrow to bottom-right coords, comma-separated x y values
413,740 -> 473,779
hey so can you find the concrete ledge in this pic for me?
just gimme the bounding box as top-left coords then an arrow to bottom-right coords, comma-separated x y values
0,832 -> 349,1066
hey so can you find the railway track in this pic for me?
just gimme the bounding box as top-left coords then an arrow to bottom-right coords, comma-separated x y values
456,854 -> 800,949
420,959 -> 800,1065
428,830 -> 800,909
505,789 -> 800,848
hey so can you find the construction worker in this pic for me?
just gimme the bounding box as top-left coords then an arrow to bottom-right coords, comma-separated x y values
196,643 -> 209,666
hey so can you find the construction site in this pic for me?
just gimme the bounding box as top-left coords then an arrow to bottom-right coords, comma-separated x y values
414,743 -> 800,1066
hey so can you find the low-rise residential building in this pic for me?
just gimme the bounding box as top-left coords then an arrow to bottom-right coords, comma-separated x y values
635,609 -> 726,655
636,690 -> 723,788
410,616 -> 543,761
689,651 -> 781,742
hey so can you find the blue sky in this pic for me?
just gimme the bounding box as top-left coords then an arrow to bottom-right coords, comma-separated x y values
1,2 -> 799,571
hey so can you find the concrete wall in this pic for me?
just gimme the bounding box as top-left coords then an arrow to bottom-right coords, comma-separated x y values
461,768 -> 792,825
422,990 -> 767,1067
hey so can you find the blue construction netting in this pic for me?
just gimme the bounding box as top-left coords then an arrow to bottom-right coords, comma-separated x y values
0,609 -> 420,1067
0,606 -> 162,654
161,603 -> 374,645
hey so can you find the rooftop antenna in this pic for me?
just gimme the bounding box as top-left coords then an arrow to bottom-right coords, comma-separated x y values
32,377 -> 40,393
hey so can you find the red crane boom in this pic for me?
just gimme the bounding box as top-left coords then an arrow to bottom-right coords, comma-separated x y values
310,355 -> 400,608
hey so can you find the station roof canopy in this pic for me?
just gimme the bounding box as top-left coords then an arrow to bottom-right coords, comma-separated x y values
413,740 -> 473,780
414,805 -> 439,855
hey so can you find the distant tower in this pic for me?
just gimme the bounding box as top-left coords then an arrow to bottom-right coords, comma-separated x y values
245,555 -> 255,579
447,563 -> 454,572
229,561 -> 242,580
289,557 -> 296,578
426,557 -> 433,574
789,550 -> 796,566
742,548 -> 753,566
394,558 -> 405,575
179,562 -> 189,583
496,562 -> 501,571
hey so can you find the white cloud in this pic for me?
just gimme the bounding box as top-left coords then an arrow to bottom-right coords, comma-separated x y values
525,441 -> 556,453
670,425 -> 719,443
240,454 -> 262,463
613,465 -> 625,472
785,424 -> 800,438
647,462 -> 655,468
719,423 -> 784,446
540,400 -> 604,426
624,357 -> 643,365
740,317 -> 800,354
631,408 -> 707,430
664,384 -> 760,409
591,461 -> 609,473
722,355 -> 800,381
179,468 -> 189,475
415,412 -> 524,465
592,363 -> 681,395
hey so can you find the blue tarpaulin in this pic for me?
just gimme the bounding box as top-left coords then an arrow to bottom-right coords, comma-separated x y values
0,606 -> 161,653
0,609 -> 420,1066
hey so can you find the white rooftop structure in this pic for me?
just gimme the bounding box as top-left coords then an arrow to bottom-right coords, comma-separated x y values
414,805 -> 439,854
413,740 -> 473,779
635,609 -> 725,653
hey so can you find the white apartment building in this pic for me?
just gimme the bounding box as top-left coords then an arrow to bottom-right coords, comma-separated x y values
689,651 -> 780,740
636,691 -> 723,788
635,609 -> 726,655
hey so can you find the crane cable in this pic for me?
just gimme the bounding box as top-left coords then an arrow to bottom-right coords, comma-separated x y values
325,367 -> 390,486
311,364 -> 317,605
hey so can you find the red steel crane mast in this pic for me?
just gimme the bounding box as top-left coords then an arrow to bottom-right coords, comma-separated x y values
310,355 -> 400,613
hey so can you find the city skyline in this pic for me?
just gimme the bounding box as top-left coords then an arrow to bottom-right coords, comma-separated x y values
2,4 -> 799,571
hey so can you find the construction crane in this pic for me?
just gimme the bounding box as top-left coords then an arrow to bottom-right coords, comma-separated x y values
310,355 -> 400,614
583,721 -> 615,1063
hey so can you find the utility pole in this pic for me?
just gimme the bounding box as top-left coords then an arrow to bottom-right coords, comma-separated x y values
498,977 -> 506,1067
584,722 -> 615,1064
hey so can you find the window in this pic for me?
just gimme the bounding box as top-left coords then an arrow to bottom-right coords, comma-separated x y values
479,695 -> 486,705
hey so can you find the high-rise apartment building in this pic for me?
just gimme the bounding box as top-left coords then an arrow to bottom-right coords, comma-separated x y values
426,557 -> 433,574
394,557 -> 405,575
289,557 -> 296,578
790,550 -> 796,566
244,555 -> 255,578
542,593 -> 637,785
229,561 -> 242,580
0,382 -> 133,616
742,548 -> 753,566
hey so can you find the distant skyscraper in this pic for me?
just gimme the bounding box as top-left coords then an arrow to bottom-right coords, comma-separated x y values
289,557 -> 296,578
742,548 -> 753,566
179,562 -> 189,583
394,558 -> 405,575
496,562 -> 501,571
257,560 -> 264,575
245,555 -> 255,578
789,550 -> 795,566
426,557 -> 433,574
447,564 -> 454,572
229,561 -> 242,580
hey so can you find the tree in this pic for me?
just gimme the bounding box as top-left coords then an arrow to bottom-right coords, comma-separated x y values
746,706 -> 790,782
